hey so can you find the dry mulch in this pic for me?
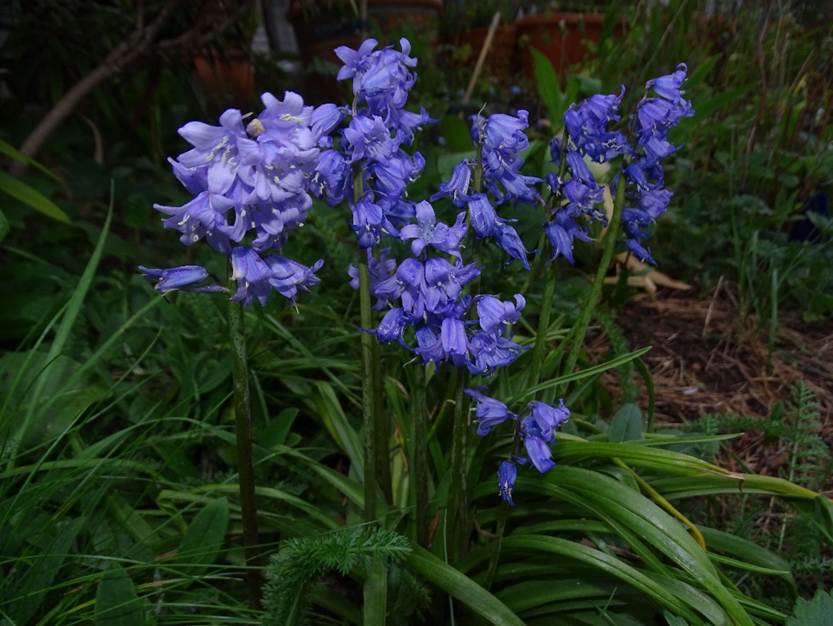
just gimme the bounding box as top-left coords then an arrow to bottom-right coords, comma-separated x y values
588,283 -> 833,493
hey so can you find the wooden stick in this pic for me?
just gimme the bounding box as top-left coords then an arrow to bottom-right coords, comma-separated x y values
463,11 -> 502,105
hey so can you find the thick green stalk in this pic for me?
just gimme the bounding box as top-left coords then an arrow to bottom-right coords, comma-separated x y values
528,262 -> 557,388
374,344 -> 392,503
412,364 -> 429,547
447,369 -> 469,563
355,172 -> 387,624
229,299 -> 262,609
562,182 -> 626,388
358,257 -> 379,520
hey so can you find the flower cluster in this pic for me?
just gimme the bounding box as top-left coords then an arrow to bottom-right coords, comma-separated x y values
433,111 -> 541,270
622,63 -> 694,263
141,92 -> 332,304
327,38 -> 527,374
371,202 -> 527,374
465,389 -> 570,505
546,89 -> 629,264
315,38 -> 432,248
546,63 -> 692,265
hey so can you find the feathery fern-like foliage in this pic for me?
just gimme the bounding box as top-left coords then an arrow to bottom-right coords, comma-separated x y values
262,525 -> 412,625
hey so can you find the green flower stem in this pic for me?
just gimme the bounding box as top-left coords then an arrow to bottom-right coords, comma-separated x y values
374,344 -> 392,503
528,261 -> 557,388
412,364 -> 429,547
447,368 -> 469,563
562,182 -> 626,389
229,299 -> 262,609
521,232 -> 547,296
444,136 -> 486,563
358,257 -> 379,520
355,170 -> 387,625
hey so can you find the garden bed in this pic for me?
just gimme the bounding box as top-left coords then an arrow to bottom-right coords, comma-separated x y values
593,286 -> 833,492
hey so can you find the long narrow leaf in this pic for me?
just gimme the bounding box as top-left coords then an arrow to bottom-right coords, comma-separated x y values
0,169 -> 69,222
406,547 -> 524,626
513,347 -> 652,402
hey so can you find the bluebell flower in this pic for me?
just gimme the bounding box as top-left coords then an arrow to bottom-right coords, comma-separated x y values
175,109 -> 246,195
395,257 -> 426,317
400,201 -> 467,257
266,255 -> 323,301
139,265 -> 226,293
564,88 -> 631,163
336,37 -> 423,139
352,39 -> 416,105
467,193 -> 498,237
344,115 -> 398,163
467,331 -> 527,375
624,236 -> 656,264
497,460 -> 518,506
477,109 -> 542,205
465,389 -> 516,436
391,106 -> 434,145
371,152 -> 425,199
527,399 -> 570,441
440,317 -> 469,365
311,103 -> 343,145
494,222 -> 530,270
545,172 -> 562,196
352,196 -> 393,249
484,111 -> 530,154
255,91 -> 313,129
495,170 -> 543,205
421,257 -> 455,313
475,294 -> 525,334
521,419 -> 556,473
230,246 -> 274,306
314,149 -> 351,205
639,187 -> 672,219
545,208 -> 591,264
413,325 -> 445,364
155,191 -> 236,252
646,63 -> 690,103
230,247 -> 323,305
376,307 -> 407,342
335,38 -> 379,81
431,161 -> 472,208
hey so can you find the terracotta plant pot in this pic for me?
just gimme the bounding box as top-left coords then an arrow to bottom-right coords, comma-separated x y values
515,12 -> 609,76
194,50 -> 255,106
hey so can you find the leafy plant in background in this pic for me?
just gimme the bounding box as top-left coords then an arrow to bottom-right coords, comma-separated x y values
2,16 -> 833,626
691,382 -> 833,611
589,0 -> 833,323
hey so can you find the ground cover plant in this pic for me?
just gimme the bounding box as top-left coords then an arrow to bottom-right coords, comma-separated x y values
1,2 -> 832,625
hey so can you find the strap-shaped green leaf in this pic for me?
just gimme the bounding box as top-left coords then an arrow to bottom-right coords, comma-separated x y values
0,169 -> 69,222
406,546 -> 524,626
